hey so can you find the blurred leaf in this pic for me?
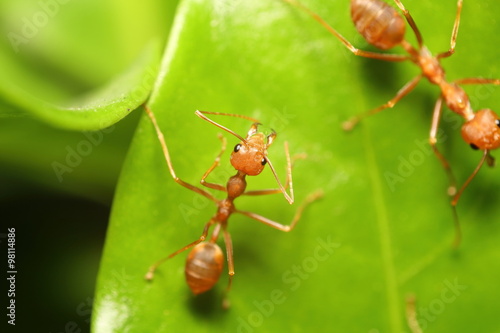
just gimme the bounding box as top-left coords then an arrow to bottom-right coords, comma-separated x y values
0,41 -> 160,130
0,0 -> 173,87
0,0 -> 179,201
0,0 -> 178,130
93,0 -> 500,332
0,110 -> 141,204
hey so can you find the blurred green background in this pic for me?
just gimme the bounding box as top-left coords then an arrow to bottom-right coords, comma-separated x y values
2,0 -> 500,332
0,0 -> 177,331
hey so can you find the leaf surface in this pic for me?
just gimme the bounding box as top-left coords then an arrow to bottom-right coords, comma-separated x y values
93,1 -> 500,332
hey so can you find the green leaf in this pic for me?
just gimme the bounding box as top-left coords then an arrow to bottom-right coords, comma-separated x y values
94,0 -> 500,332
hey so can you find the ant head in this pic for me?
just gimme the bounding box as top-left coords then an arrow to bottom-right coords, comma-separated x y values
461,109 -> 500,151
230,123 -> 276,176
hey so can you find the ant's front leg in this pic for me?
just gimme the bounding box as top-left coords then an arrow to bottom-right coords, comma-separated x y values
200,134 -> 228,192
145,105 -> 217,203
254,141 -> 295,204
429,97 -> 458,196
244,149 -> 306,197
428,97 -> 462,247
237,190 -> 323,232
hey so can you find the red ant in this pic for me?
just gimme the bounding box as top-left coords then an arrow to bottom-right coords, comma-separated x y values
143,105 -> 322,308
283,0 -> 500,246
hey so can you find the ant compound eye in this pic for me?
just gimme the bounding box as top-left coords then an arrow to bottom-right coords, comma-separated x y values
496,119 -> 500,128
234,144 -> 242,153
470,143 -> 479,150
261,158 -> 267,166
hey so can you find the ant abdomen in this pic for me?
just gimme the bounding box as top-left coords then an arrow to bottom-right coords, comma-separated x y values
351,0 -> 406,50
185,242 -> 224,295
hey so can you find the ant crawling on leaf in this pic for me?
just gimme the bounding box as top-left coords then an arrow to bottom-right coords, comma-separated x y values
144,105 -> 322,308
283,0 -> 500,246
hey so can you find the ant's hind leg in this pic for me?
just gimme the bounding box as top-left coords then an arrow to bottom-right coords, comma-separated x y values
221,228 -> 234,309
282,0 -> 409,62
393,0 -> 424,47
144,219 -> 216,281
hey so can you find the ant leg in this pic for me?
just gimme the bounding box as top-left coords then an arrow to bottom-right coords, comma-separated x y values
342,74 -> 422,131
486,151 -> 495,167
260,141 -> 295,204
195,110 -> 258,143
451,149 -> 490,207
454,78 -> 500,86
429,98 -> 461,247
221,227 -> 234,309
236,190 -> 323,232
429,97 -> 458,196
437,0 -> 463,59
196,110 -> 260,124
282,0 -> 409,62
244,151 -> 306,197
144,219 -> 216,281
405,295 -> 423,333
200,134 -> 227,192
455,77 -> 499,173
144,105 -> 217,203
393,0 -> 424,47
454,78 -> 500,114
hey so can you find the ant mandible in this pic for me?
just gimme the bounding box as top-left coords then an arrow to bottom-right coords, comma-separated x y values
283,0 -> 500,246
143,105 -> 322,308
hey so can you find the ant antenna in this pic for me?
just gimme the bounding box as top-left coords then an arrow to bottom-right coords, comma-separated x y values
195,110 -> 295,204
